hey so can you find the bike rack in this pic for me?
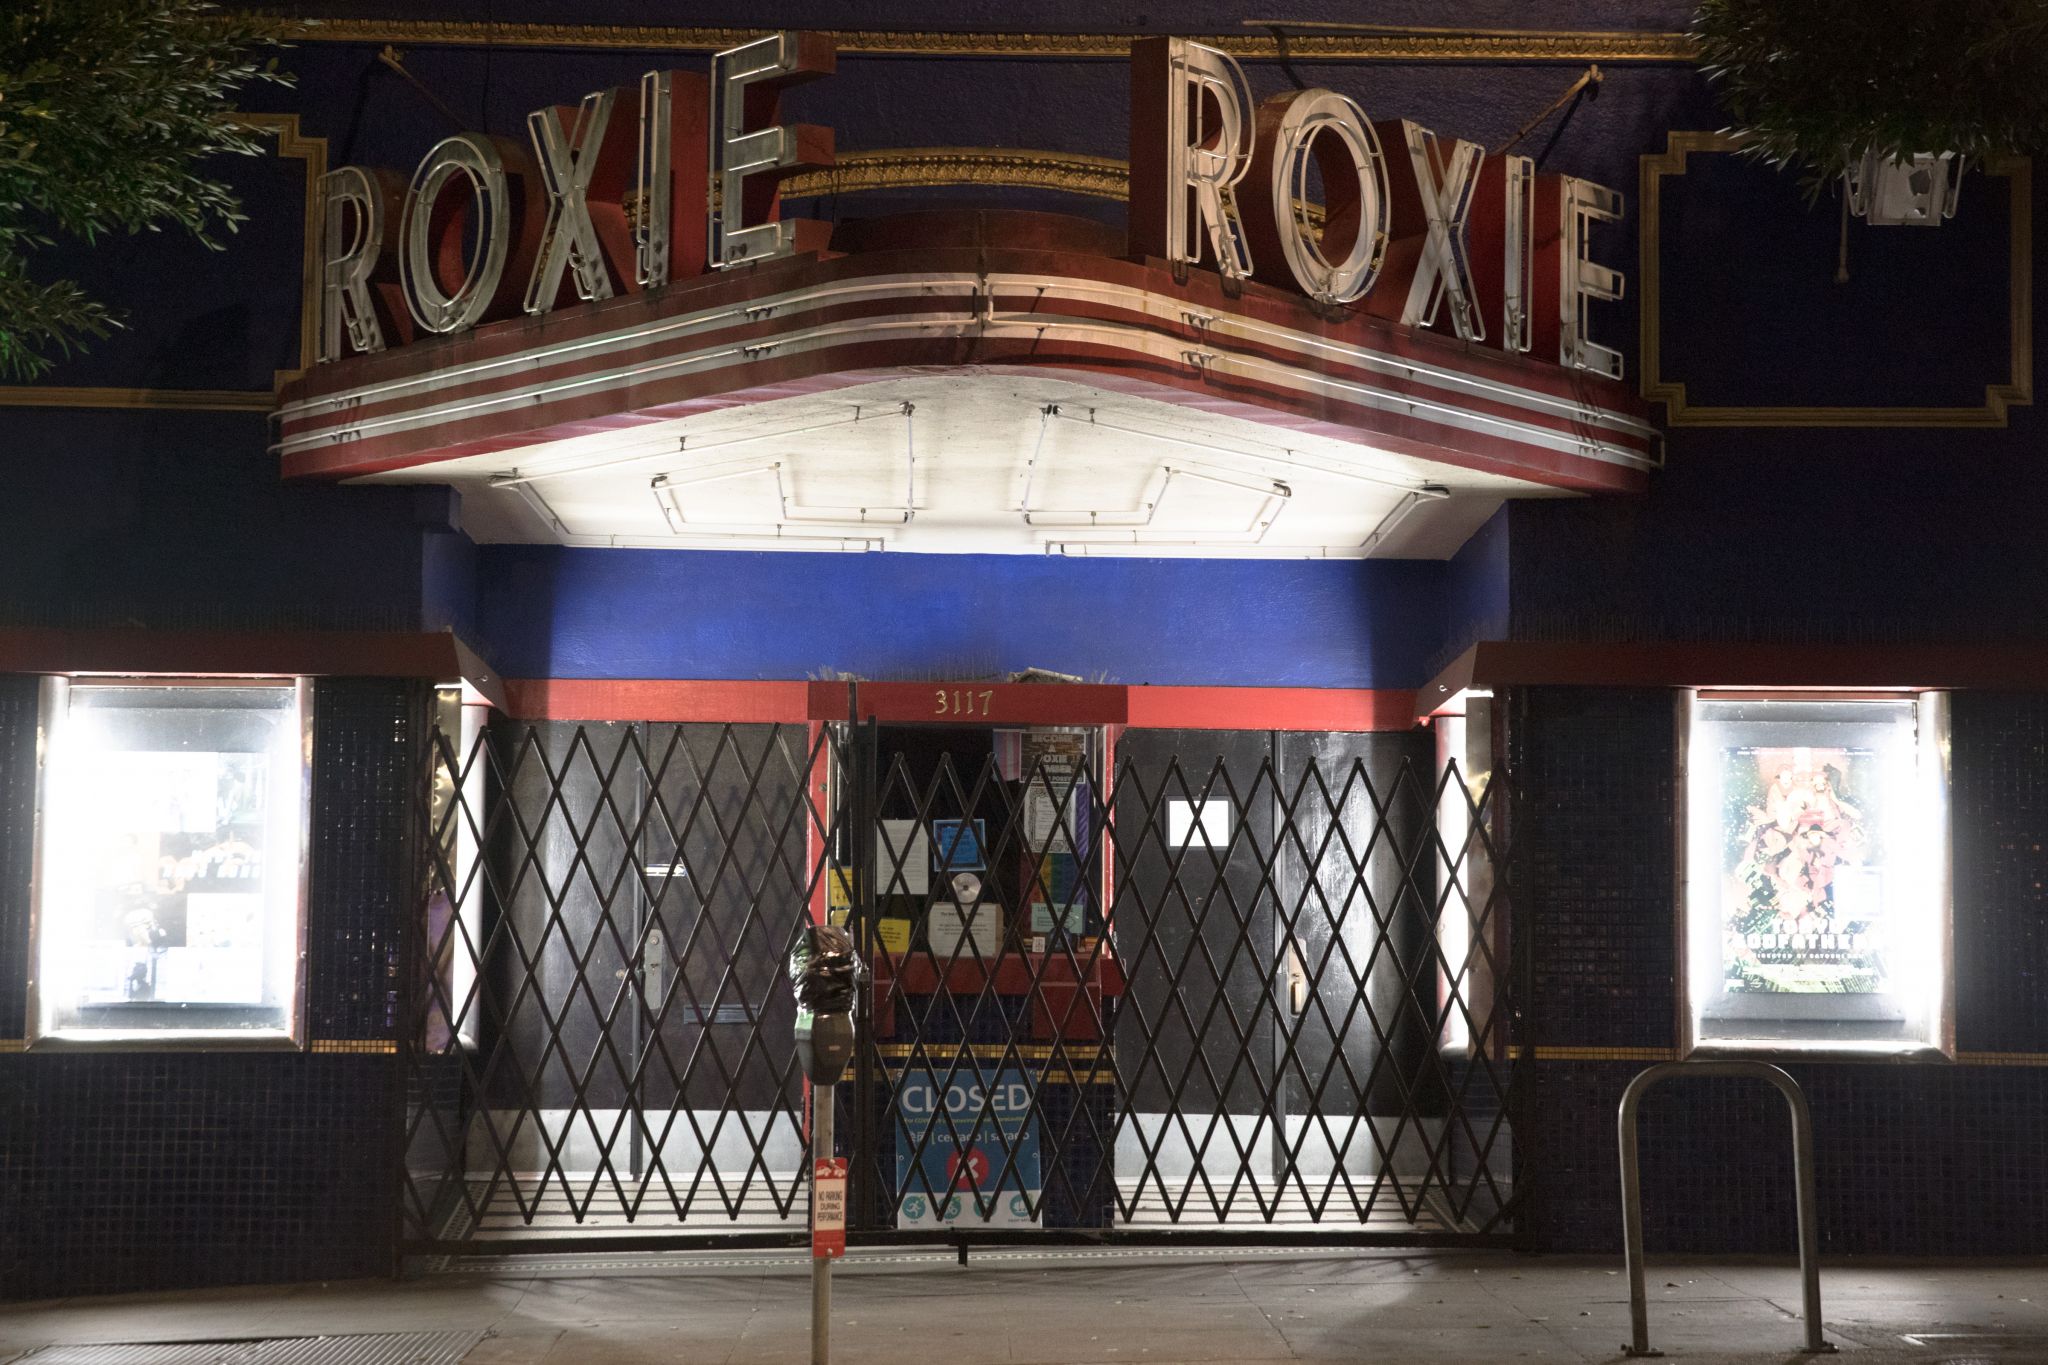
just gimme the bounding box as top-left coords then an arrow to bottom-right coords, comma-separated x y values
1618,1060 -> 1834,1357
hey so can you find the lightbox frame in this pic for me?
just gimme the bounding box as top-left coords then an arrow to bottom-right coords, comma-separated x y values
25,675 -> 314,1052
1674,687 -> 1955,1062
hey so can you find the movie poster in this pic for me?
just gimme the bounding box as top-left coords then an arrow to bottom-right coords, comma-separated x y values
1719,744 -> 1888,995
73,748 -> 271,1008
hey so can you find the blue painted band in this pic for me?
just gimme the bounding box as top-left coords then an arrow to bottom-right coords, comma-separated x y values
477,545 -> 1458,689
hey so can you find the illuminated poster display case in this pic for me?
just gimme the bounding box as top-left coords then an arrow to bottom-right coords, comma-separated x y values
1678,690 -> 1953,1059
28,678 -> 312,1049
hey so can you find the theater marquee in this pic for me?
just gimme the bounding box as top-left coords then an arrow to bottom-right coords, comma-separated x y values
317,33 -> 1623,378
279,31 -> 1657,553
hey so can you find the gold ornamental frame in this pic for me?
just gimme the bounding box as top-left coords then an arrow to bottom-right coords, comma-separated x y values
784,148 -> 1128,201
1638,131 -> 2033,428
269,20 -> 1695,63
0,113 -> 326,414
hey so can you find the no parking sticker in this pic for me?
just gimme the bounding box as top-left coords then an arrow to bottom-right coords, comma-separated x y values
812,1157 -> 848,1258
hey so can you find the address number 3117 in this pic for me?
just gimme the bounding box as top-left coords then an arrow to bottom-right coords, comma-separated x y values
934,689 -> 996,717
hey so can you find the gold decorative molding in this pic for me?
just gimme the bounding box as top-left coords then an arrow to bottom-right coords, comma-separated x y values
783,146 -> 1342,227
4,1040 -> 397,1053
1531,1045 -> 1676,1062
1639,130 -> 2033,427
0,385 -> 277,412
269,18 -> 1694,63
311,1038 -> 399,1054
786,147 -> 1128,202
0,113 -> 326,414
263,111 -> 328,392
1533,1046 -> 2048,1066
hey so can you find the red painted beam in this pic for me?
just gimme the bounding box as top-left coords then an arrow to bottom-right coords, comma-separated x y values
838,681 -> 1128,725
1128,685 -> 1417,732
502,677 -> 816,722
1414,640 -> 2048,722
503,677 -> 1417,731
0,628 -> 504,706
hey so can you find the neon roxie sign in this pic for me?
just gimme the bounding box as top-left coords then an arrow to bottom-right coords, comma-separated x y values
318,32 -> 1624,381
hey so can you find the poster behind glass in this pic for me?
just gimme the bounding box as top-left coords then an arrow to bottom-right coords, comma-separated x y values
32,680 -> 309,1045
1721,741 -> 1886,994
1683,693 -> 1949,1056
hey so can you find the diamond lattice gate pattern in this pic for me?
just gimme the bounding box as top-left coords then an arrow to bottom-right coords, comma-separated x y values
401,704 -> 1521,1251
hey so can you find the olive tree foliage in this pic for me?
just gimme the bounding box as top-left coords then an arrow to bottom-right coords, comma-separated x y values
1694,0 -> 2048,184
0,1 -> 292,379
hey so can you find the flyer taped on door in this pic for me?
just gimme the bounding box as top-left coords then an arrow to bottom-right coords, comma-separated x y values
877,819 -> 930,895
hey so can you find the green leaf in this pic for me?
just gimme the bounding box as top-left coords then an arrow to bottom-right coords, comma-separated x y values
0,0 -> 296,375
1693,0 -> 2048,182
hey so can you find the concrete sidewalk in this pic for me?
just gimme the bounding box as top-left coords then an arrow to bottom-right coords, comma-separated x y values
4,1247 -> 2046,1363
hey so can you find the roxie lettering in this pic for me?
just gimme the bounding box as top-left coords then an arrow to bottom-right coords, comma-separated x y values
317,31 -> 1623,380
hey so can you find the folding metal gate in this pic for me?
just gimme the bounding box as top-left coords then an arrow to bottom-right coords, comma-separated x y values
400,699 -> 1520,1252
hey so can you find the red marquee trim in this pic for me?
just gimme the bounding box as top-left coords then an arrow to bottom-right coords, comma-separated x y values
503,676 -> 1417,731
501,677 -> 814,722
1128,685 -> 1417,732
1414,640 -> 2048,723
277,229 -> 1658,493
0,628 -> 505,707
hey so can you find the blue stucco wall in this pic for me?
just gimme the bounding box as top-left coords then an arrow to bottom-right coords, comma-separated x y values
477,545 -> 1448,686
1434,505 -> 1511,675
0,408 -> 426,633
1507,413 -> 2048,647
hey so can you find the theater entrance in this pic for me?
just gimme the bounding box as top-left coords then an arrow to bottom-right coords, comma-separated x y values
400,684 -> 1517,1252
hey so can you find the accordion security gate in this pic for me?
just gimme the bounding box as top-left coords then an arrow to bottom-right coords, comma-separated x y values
401,710 -> 1521,1252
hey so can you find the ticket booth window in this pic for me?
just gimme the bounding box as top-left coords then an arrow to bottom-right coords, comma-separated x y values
1680,690 -> 1952,1058
29,678 -> 311,1048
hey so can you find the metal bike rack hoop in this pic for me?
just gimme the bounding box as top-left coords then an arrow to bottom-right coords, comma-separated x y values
1617,1060 -> 1834,1358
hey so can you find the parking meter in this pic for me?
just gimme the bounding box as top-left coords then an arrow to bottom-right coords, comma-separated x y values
789,922 -> 862,1085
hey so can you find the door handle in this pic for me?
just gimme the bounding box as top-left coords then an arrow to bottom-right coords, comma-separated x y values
1284,938 -> 1308,1015
639,928 -> 668,1002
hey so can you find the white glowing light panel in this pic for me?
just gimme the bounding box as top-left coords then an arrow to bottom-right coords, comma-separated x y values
1434,695 -> 1496,1056
1166,797 -> 1232,849
30,679 -> 311,1047
1680,692 -> 1952,1058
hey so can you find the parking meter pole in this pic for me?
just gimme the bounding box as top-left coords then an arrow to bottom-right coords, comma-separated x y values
790,925 -> 861,1365
812,1084 -> 834,1365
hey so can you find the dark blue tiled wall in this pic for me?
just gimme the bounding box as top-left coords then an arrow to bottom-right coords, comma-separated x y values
0,678 -> 421,1300
0,1052 -> 396,1298
0,677 -> 34,1036
1527,1058 -> 2048,1257
1517,689 -> 1678,1054
1951,694 -> 2048,1056
0,409 -> 428,637
307,678 -> 419,1042
1512,687 -> 2048,1255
